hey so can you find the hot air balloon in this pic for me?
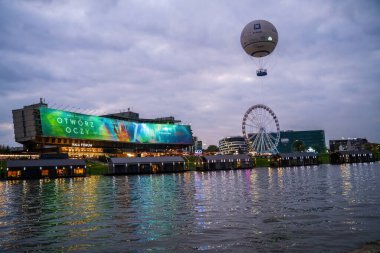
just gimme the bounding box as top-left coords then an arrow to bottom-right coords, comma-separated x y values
240,20 -> 278,76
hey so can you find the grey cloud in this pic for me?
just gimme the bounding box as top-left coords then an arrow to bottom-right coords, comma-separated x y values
0,0 -> 379,147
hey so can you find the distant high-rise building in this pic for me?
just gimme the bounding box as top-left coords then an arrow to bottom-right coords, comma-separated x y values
184,136 -> 202,154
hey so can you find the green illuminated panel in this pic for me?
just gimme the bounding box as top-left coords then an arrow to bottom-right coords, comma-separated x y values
40,107 -> 193,144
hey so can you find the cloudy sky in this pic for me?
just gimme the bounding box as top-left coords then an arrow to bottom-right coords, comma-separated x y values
1,0 -> 379,147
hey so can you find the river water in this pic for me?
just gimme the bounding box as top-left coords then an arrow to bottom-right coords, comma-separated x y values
1,163 -> 380,252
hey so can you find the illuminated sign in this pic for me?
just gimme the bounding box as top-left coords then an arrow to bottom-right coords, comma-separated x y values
281,138 -> 289,144
72,143 -> 93,147
40,107 -> 193,144
194,150 -> 203,156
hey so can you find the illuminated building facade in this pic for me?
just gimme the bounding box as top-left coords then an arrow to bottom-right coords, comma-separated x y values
12,100 -> 193,157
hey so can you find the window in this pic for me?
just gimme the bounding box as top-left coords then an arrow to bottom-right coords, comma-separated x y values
8,170 -> 21,178
57,168 -> 67,176
74,167 -> 84,175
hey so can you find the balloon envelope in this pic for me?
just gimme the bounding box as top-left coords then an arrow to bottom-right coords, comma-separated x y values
240,20 -> 278,58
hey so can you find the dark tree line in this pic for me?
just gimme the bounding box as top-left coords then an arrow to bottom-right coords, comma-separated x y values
0,145 -> 11,153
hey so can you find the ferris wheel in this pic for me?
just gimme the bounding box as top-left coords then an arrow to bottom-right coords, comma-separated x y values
242,104 -> 280,154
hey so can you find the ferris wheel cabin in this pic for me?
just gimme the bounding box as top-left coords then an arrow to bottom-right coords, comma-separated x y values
256,68 -> 267,77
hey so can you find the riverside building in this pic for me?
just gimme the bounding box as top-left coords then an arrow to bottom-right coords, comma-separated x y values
329,138 -> 368,152
12,99 -> 193,158
218,136 -> 248,155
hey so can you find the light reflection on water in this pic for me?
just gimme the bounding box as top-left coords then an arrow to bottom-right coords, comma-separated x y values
0,163 -> 380,252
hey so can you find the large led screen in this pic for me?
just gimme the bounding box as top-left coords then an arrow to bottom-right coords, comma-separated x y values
40,107 -> 193,144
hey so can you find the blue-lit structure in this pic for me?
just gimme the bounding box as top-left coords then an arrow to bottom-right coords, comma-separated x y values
277,130 -> 326,153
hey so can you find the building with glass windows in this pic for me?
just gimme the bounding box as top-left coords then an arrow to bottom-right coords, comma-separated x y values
276,130 -> 326,153
12,100 -> 193,158
218,136 -> 248,155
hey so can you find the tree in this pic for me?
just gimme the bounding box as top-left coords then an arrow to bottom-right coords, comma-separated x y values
311,144 -> 323,153
206,145 -> 219,152
0,145 -> 8,153
292,140 -> 306,152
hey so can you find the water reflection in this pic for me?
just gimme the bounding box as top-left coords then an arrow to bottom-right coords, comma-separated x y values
0,164 -> 380,252
0,177 -> 106,251
340,164 -> 353,201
